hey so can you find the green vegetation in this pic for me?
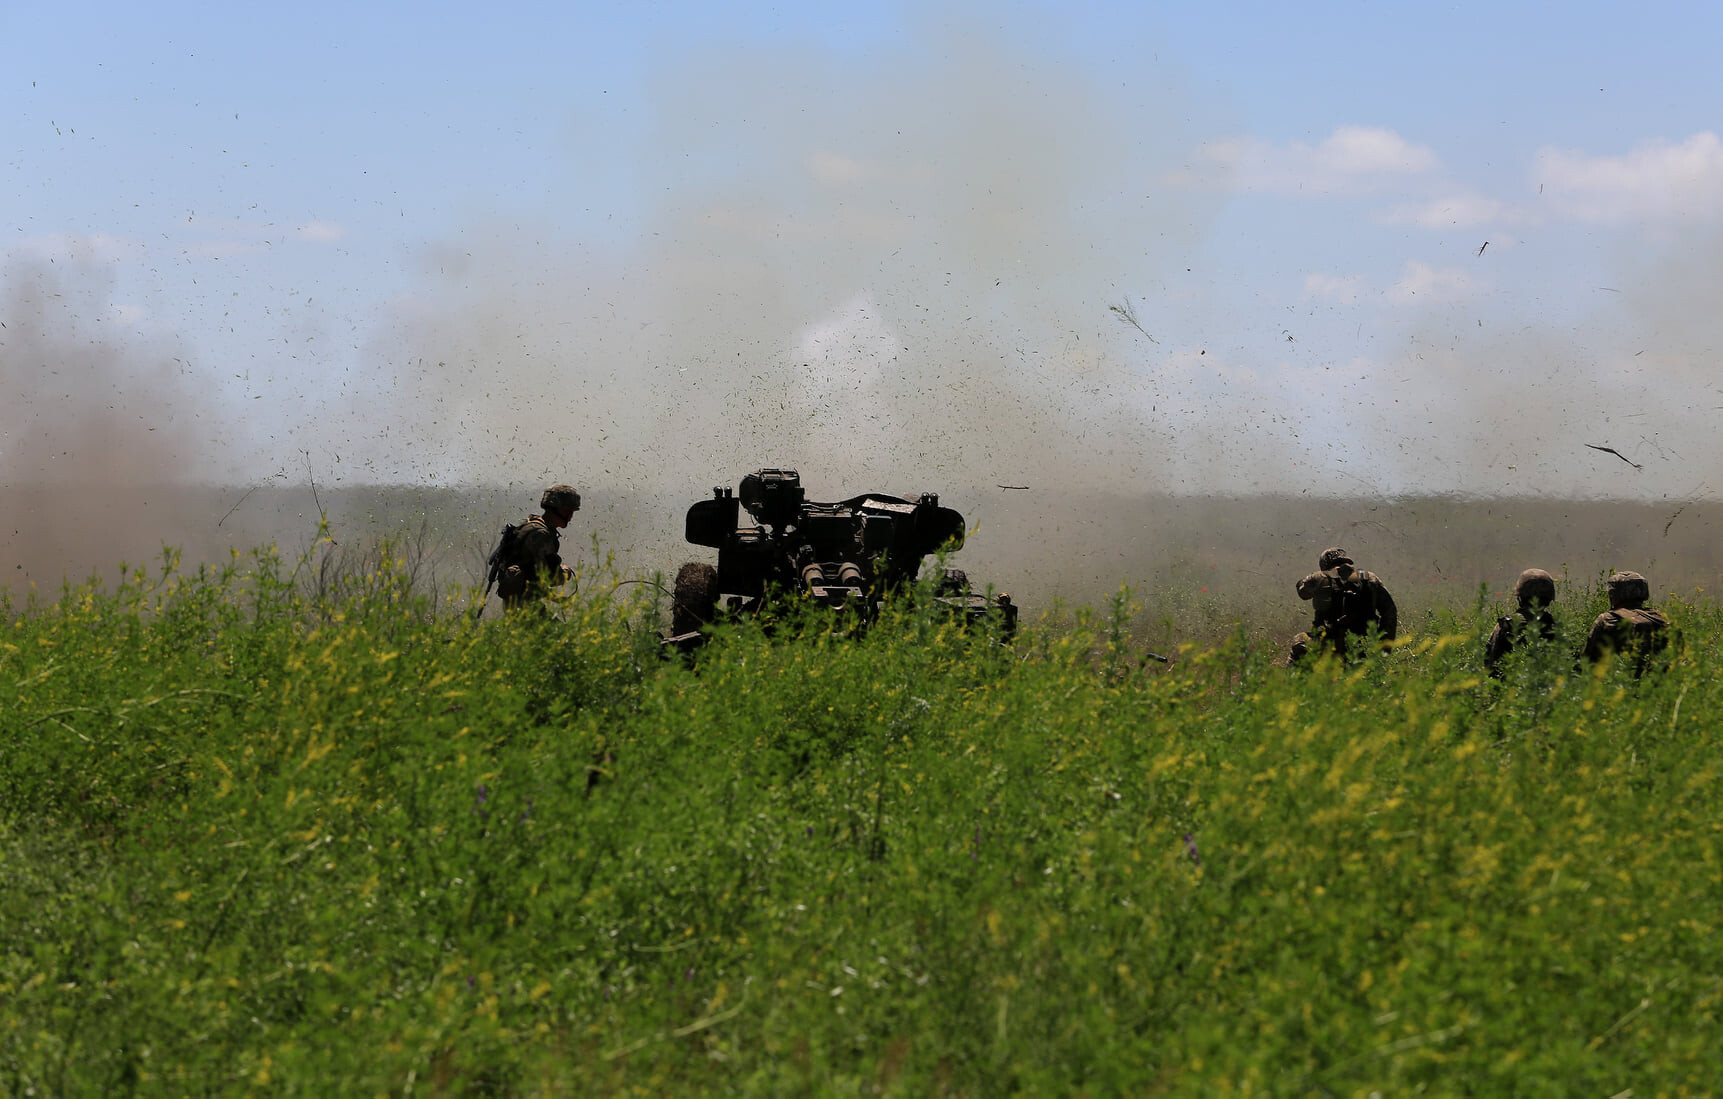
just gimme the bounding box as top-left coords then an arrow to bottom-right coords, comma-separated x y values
2,543 -> 1719,1094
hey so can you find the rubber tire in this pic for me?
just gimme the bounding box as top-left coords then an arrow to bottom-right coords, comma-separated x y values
671,562 -> 720,635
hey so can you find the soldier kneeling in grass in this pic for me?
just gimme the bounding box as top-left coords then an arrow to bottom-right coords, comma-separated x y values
1289,546 -> 1398,665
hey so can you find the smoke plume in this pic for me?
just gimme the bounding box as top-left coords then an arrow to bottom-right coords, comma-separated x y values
376,19 -> 1223,498
0,257 -> 222,592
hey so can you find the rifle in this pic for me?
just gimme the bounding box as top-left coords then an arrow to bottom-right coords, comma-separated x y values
476,522 -> 519,621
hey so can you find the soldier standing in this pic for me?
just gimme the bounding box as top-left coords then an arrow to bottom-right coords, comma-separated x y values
1484,568 -> 1559,677
488,483 -> 580,613
1580,570 -> 1671,674
1289,547 -> 1398,664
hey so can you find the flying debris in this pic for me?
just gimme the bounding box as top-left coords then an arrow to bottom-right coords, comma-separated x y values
1663,483 -> 1710,536
218,484 -> 262,527
1108,300 -> 1157,343
1663,503 -> 1688,537
1476,241 -> 1488,256
997,484 -> 1030,491
1585,444 -> 1642,470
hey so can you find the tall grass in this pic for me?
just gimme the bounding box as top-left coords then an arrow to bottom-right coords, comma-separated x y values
1,546 -> 1717,1094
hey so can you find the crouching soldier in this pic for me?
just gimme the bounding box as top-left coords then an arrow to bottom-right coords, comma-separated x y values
1484,568 -> 1559,677
486,483 -> 580,614
1580,570 -> 1672,675
1289,547 -> 1398,664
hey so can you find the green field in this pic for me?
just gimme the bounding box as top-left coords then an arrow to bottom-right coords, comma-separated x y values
2,542 -> 1718,1094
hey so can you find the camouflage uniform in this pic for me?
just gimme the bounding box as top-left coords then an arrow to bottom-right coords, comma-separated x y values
494,484 -> 580,612
1289,547 -> 1398,663
1484,568 -> 1559,677
1580,571 -> 1671,674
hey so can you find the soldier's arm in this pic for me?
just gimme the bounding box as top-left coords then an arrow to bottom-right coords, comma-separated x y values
1580,612 -> 1614,663
1484,618 -> 1511,673
1295,572 -> 1323,600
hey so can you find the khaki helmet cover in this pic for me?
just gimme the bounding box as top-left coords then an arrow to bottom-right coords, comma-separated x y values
541,484 -> 582,516
1515,568 -> 1556,608
1607,570 -> 1649,607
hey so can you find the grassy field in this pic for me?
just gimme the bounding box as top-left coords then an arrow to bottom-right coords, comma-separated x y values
2,541 -> 1719,1094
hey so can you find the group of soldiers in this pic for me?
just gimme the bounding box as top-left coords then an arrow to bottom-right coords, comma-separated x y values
487,485 -> 1676,673
1289,546 -> 1673,674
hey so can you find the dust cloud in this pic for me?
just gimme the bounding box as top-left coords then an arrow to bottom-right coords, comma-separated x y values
348,18 -> 1723,613
8,12 -> 1723,622
0,259 -> 223,594
368,17 -> 1723,509
377,19 -> 1224,499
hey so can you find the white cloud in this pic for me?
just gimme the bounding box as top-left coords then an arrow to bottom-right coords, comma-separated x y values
1377,191 -> 1512,229
1305,263 -> 1483,307
294,220 -> 348,243
1384,260 -> 1473,305
1537,132 -> 1723,223
181,239 -> 271,260
1187,125 -> 1441,196
1318,126 -> 1441,175
9,232 -> 143,265
1303,272 -> 1365,305
806,151 -> 868,185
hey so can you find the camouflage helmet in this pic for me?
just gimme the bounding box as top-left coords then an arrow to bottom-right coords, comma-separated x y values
1607,570 -> 1650,608
540,483 -> 581,516
1318,547 -> 1353,570
1514,568 -> 1556,608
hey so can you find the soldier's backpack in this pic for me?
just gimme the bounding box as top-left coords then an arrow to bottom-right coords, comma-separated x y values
1327,571 -> 1376,636
1614,607 -> 1671,672
483,522 -> 526,608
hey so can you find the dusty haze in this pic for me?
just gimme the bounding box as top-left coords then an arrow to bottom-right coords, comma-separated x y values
364,19 -> 1224,499
4,474 -> 1721,655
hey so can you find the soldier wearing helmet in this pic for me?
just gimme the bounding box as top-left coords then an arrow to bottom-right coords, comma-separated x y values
1580,570 -> 1671,673
1484,568 -> 1559,677
487,483 -> 581,612
1289,547 -> 1398,664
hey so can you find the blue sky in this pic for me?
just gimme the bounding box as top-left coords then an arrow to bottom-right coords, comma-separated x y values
5,1 -> 1721,499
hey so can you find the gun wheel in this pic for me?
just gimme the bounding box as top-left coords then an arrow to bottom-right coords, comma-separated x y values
671,562 -> 719,635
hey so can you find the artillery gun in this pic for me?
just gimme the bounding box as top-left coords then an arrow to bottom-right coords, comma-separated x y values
665,468 -> 1016,645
